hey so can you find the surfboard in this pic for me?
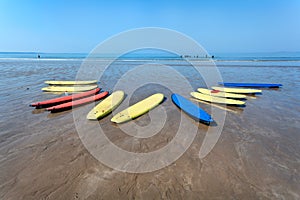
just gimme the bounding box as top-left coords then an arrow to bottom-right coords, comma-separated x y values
111,93 -> 164,123
30,88 -> 100,108
191,92 -> 245,105
171,94 -> 213,124
87,90 -> 125,120
45,80 -> 97,85
46,91 -> 109,112
42,85 -> 98,92
212,87 -> 262,94
197,88 -> 246,99
219,82 -> 282,88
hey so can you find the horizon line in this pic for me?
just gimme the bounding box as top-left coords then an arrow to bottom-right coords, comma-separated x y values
1,51 -> 300,55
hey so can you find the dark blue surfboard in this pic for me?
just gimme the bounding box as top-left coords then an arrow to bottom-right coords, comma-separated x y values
219,82 -> 282,88
171,94 -> 213,124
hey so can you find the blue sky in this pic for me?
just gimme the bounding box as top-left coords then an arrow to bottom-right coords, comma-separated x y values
0,0 -> 299,53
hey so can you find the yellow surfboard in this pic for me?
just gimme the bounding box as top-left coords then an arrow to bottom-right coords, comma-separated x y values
87,90 -> 125,120
42,85 -> 98,92
212,87 -> 262,94
111,93 -> 164,123
191,92 -> 245,105
197,88 -> 246,99
45,80 -> 97,85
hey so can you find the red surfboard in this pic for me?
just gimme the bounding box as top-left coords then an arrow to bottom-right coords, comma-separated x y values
30,88 -> 101,108
46,91 -> 109,112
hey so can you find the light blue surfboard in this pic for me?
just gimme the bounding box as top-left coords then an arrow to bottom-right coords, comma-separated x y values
171,94 -> 213,124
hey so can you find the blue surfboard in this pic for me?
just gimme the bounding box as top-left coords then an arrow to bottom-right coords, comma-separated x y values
219,82 -> 282,88
171,94 -> 213,124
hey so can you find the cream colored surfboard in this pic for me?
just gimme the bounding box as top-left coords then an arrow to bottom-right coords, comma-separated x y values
111,93 -> 164,123
87,90 -> 125,120
212,87 -> 262,94
197,88 -> 246,99
42,85 -> 97,92
191,92 -> 245,105
45,80 -> 97,85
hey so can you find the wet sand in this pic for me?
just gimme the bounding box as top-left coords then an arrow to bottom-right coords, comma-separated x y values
0,60 -> 299,199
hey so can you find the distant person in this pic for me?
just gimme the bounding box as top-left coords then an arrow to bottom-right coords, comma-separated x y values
37,54 -> 40,59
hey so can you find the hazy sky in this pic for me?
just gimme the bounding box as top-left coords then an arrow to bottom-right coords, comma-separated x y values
0,0 -> 299,53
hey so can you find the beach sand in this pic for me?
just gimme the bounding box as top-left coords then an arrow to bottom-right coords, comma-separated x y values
0,60 -> 299,199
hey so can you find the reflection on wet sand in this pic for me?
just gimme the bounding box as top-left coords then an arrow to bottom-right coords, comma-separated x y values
31,108 -> 46,114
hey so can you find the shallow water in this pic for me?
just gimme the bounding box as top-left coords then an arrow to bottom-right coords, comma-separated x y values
0,59 -> 299,199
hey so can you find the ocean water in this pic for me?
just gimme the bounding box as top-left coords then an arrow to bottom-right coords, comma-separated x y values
0,53 -> 299,199
1,51 -> 300,66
